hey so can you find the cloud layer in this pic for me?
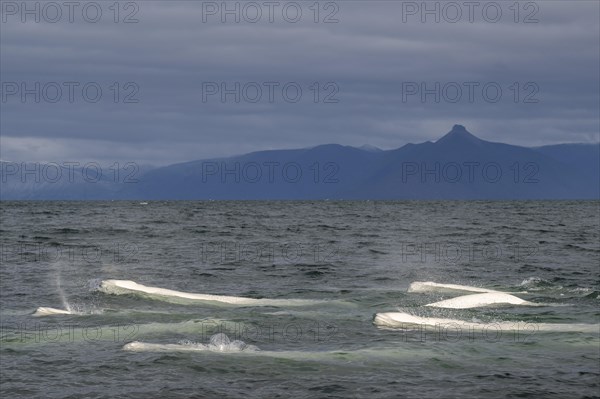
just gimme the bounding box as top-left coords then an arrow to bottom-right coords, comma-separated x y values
1,1 -> 599,165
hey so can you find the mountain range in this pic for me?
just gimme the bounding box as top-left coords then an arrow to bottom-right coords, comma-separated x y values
1,125 -> 598,200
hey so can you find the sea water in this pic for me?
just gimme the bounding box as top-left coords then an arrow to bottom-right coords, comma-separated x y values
0,201 -> 598,398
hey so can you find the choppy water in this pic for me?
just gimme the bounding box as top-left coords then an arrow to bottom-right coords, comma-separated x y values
0,201 -> 598,398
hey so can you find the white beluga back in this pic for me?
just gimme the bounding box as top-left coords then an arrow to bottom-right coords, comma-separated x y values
98,279 -> 324,307
123,333 -> 258,353
425,292 -> 534,309
373,312 -> 599,333
33,307 -> 73,316
408,281 -> 503,294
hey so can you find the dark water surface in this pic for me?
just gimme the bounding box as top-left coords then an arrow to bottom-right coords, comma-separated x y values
1,201 -> 598,398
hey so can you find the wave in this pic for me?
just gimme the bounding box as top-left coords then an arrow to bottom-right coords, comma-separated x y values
585,290 -> 600,299
519,276 -> 555,290
98,279 -> 325,307
373,312 -> 600,333
517,277 -> 598,297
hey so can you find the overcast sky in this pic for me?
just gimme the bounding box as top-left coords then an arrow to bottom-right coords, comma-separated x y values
1,0 -> 599,165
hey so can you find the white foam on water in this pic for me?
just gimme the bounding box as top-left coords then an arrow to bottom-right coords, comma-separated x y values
373,312 -> 600,333
425,293 -> 536,309
408,281 -> 504,294
98,279 -> 324,306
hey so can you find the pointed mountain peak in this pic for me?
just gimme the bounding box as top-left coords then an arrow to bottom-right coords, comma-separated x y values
451,124 -> 468,133
436,125 -> 483,145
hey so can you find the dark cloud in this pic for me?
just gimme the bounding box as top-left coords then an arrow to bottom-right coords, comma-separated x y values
1,0 -> 598,165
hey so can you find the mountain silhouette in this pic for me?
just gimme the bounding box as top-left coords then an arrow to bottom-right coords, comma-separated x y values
2,126 -> 598,200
